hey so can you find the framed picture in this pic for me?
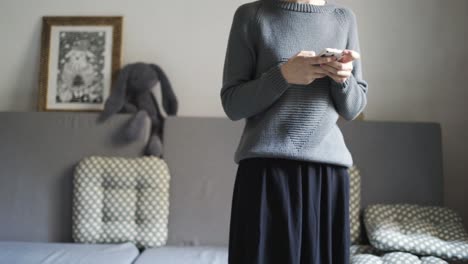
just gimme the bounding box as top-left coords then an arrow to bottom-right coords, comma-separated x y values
357,112 -> 365,120
38,16 -> 123,111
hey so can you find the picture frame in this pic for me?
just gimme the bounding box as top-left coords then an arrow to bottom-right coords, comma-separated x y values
357,112 -> 365,120
38,16 -> 123,111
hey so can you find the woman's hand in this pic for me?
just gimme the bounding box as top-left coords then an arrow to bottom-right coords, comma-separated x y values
280,51 -> 337,85
320,50 -> 360,83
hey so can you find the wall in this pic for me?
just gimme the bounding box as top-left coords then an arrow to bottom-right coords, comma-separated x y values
342,0 -> 468,229
0,0 -> 467,227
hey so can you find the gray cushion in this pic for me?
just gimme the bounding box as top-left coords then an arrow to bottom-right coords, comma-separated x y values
350,244 -> 385,256
349,165 -> 362,244
351,252 -> 448,264
72,156 -> 170,248
134,246 -> 227,264
0,241 -> 138,264
350,245 -> 449,264
364,204 -> 468,261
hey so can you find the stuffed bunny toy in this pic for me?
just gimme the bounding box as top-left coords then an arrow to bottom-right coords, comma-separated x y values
100,62 -> 178,157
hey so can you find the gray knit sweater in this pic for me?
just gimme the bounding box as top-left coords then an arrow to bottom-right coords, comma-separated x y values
220,0 -> 368,168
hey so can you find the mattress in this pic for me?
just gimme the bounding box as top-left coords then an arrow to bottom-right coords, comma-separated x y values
134,245 -> 227,264
0,241 -> 139,264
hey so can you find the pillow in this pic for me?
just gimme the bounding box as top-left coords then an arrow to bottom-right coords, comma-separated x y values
348,165 -> 362,244
350,245 -> 448,264
72,156 -> 171,249
350,244 -> 385,256
363,204 -> 468,261
351,252 -> 448,264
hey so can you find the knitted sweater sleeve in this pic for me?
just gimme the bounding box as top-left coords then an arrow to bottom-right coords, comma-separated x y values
220,4 -> 291,121
330,8 -> 369,121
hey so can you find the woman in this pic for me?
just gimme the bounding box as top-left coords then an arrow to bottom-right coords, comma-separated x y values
220,0 -> 368,263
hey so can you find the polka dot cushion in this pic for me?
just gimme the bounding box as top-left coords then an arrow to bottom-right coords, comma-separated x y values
348,165 -> 362,245
72,156 -> 170,249
363,204 -> 468,261
350,245 -> 449,263
351,254 -> 384,264
419,256 -> 451,264
350,244 -> 385,256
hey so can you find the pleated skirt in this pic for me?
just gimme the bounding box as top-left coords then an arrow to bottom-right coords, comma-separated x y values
228,157 -> 350,264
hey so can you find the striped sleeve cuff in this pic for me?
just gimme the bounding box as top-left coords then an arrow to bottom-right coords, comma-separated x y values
264,63 -> 291,93
330,74 -> 354,93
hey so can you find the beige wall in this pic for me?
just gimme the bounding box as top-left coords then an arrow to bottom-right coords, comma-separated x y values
0,0 -> 467,227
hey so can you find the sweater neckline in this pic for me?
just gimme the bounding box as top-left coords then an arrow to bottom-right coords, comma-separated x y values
273,0 -> 336,13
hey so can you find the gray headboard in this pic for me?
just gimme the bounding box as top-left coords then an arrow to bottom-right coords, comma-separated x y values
0,113 -> 443,247
163,117 -> 443,246
0,112 -> 150,242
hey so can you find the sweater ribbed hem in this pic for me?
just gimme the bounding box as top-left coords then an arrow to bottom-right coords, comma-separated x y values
234,144 -> 354,168
273,0 -> 336,13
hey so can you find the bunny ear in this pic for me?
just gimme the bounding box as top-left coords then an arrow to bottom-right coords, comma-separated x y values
86,51 -> 95,59
150,64 -> 178,115
65,50 -> 74,58
100,64 -> 132,121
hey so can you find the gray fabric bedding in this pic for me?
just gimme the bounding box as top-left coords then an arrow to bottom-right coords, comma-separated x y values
0,241 -> 139,264
350,244 -> 449,263
134,246 -> 227,264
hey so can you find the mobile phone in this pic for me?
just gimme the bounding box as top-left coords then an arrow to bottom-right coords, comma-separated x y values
318,48 -> 344,61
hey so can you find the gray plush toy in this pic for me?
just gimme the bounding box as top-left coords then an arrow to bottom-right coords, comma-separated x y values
100,62 -> 178,157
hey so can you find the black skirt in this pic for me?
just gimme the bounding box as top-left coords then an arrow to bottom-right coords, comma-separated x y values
228,157 -> 350,264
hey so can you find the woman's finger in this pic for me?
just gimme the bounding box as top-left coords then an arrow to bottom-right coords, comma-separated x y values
310,65 -> 328,75
324,61 -> 353,71
305,56 -> 336,65
324,70 -> 349,83
330,74 -> 348,83
320,64 -> 337,74
343,49 -> 361,60
320,64 -> 351,77
336,71 -> 351,78
340,50 -> 360,63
